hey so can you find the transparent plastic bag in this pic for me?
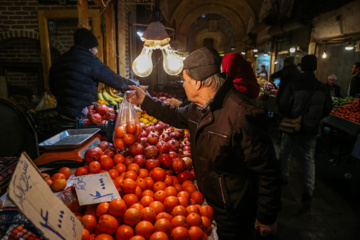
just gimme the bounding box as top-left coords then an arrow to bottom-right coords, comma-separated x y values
112,96 -> 141,150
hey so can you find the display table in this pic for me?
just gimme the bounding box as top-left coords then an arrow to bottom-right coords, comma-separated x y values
322,114 -> 360,136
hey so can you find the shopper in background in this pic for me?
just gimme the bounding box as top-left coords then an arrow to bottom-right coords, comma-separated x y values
278,55 -> 332,214
270,57 -> 301,102
221,52 -> 260,101
297,63 -> 302,72
348,62 -> 360,97
325,74 -> 341,98
258,64 -> 268,80
127,47 -> 282,240
49,28 -> 143,120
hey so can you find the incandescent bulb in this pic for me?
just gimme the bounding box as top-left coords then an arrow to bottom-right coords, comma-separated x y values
161,45 -> 184,75
132,46 -> 153,77
322,51 -> 327,59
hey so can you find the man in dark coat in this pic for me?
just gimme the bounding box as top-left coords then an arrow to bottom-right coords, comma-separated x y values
49,28 -> 141,120
270,57 -> 301,102
278,55 -> 332,214
127,47 -> 282,239
349,62 -> 360,97
325,74 -> 341,97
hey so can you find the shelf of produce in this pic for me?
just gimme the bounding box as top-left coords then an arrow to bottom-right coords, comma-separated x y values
322,114 -> 360,136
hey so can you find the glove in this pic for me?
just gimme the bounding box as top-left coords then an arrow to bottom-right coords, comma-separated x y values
254,219 -> 277,237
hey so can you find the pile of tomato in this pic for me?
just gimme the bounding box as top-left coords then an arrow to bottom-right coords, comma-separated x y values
331,98 -> 360,124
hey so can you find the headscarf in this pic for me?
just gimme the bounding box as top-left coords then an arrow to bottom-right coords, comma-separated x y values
222,53 -> 260,99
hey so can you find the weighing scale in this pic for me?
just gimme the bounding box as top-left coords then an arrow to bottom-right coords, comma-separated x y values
33,128 -> 101,168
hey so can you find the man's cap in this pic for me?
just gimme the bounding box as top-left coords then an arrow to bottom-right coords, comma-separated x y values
182,47 -> 221,81
74,28 -> 99,49
301,55 -> 317,71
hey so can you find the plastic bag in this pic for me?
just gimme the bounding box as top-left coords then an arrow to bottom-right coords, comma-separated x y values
35,91 -> 57,111
112,96 -> 141,150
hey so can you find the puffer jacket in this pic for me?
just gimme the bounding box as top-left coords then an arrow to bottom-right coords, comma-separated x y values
49,45 -> 137,119
141,75 -> 282,225
278,71 -> 332,135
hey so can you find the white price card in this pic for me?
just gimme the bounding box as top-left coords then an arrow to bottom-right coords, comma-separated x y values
8,152 -> 83,240
73,172 -> 120,206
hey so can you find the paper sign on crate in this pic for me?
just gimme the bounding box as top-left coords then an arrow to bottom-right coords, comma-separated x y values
8,152 -> 83,240
73,172 -> 120,206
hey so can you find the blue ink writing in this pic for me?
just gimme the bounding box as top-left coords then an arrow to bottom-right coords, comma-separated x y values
90,191 -> 114,200
99,178 -> 106,190
40,208 -> 65,240
74,177 -> 86,190
11,160 -> 31,211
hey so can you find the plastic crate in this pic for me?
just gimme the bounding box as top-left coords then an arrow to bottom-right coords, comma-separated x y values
76,119 -> 115,142
0,157 -> 18,188
0,210 -> 45,240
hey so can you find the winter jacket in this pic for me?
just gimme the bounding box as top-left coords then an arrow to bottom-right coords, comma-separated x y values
349,73 -> 360,97
49,45 -> 137,119
278,71 -> 332,135
221,53 -> 260,99
141,75 -> 282,225
271,64 -> 301,102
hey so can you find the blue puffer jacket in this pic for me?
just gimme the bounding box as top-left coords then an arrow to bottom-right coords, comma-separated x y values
49,45 -> 137,119
278,71 -> 332,135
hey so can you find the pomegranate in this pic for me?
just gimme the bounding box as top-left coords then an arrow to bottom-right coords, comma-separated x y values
159,133 -> 170,142
168,151 -> 178,159
172,158 -> 186,173
84,147 -> 102,163
167,139 -> 180,152
147,132 -> 159,145
144,145 -> 158,158
104,111 -> 116,121
182,157 -> 193,170
89,113 -> 102,123
133,154 -> 146,167
145,159 -> 159,171
129,142 -> 144,156
154,123 -> 164,135
177,170 -> 193,183
88,105 -> 95,111
87,109 -> 96,119
158,154 -> 172,169
156,141 -> 169,154
98,141 -> 110,151
94,103 -> 109,115
104,148 -> 116,158
182,150 -> 191,158
180,140 -> 191,148
138,137 -> 148,148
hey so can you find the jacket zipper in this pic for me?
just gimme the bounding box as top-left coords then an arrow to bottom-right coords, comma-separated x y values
219,177 -> 227,209
208,131 -> 228,138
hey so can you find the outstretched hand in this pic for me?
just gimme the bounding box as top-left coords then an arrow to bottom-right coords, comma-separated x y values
254,219 -> 277,237
127,86 -> 146,105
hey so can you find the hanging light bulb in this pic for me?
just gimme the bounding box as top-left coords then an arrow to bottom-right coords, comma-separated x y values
289,47 -> 296,53
345,42 -> 354,50
161,44 -> 183,75
132,46 -> 153,77
322,51 -> 327,59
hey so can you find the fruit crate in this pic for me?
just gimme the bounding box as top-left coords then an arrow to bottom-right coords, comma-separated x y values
0,210 -> 45,240
0,157 -> 18,189
76,118 -> 115,142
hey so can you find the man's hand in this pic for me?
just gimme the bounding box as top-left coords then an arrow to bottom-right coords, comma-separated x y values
139,85 -> 148,92
165,98 -> 182,108
254,219 -> 277,237
127,86 -> 146,105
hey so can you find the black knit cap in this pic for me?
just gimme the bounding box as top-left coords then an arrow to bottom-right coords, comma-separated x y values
301,55 -> 317,71
74,28 -> 99,49
182,47 -> 221,81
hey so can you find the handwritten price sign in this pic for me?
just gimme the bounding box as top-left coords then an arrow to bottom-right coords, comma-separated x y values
8,153 -> 83,240
74,172 -> 120,206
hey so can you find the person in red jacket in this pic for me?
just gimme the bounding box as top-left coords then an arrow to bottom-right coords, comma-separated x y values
221,52 -> 260,100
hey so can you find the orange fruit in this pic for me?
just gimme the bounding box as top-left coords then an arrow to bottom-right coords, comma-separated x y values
75,166 -> 88,176
144,177 -> 155,190
88,161 -> 101,173
122,178 -> 137,193
153,190 -> 168,203
82,228 -> 91,240
94,233 -> 114,240
135,186 -> 143,199
114,138 -> 125,150
96,202 -> 110,218
108,169 -> 120,179
181,180 -> 193,189
164,175 -> 173,186
81,214 -> 97,233
51,178 -> 67,192
183,183 -> 197,195
123,193 -> 139,207
172,176 -> 180,185
170,226 -> 190,240
126,121 -> 137,134
142,189 -> 155,198
134,220 -> 154,239
125,170 -> 138,181
156,212 -> 173,221
148,201 -> 165,215
97,214 -> 119,234
201,216 -> 212,233
139,169 -> 149,178
140,195 -> 154,207
100,157 -> 114,170
199,205 -> 213,220
188,226 -> 204,240
113,153 -> 125,164
115,125 -> 126,138
171,215 -> 189,228
164,186 -> 178,197
190,191 -> 204,205
58,167 -> 72,179
123,208 -> 142,226
124,156 -> 134,166
164,196 -> 180,212
129,236 -> 145,240
153,181 -> 167,192
171,205 -> 188,217
135,124 -> 142,137
173,183 -> 183,193
127,163 -> 140,175
130,203 -> 145,212
45,178 -> 53,186
149,231 -> 169,240
115,224 -> 134,240
41,172 -> 50,180
177,196 -> 189,207
140,207 -> 157,223
109,198 -> 127,217
150,167 -> 166,182
186,213 -> 202,227
177,191 -> 191,201
51,172 -> 66,181
136,178 -> 147,190
153,217 -> 173,236
123,133 -> 135,146
115,163 -> 127,174
186,205 -> 200,215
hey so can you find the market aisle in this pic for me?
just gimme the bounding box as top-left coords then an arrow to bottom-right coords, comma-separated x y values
270,124 -> 360,240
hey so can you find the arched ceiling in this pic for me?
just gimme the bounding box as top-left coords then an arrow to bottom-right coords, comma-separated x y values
159,0 -> 265,53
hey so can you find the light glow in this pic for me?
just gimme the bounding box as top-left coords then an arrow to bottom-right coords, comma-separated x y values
132,46 -> 153,77
161,44 -> 184,75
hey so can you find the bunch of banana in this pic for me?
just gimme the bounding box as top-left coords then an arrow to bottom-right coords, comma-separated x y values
97,86 -> 124,106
